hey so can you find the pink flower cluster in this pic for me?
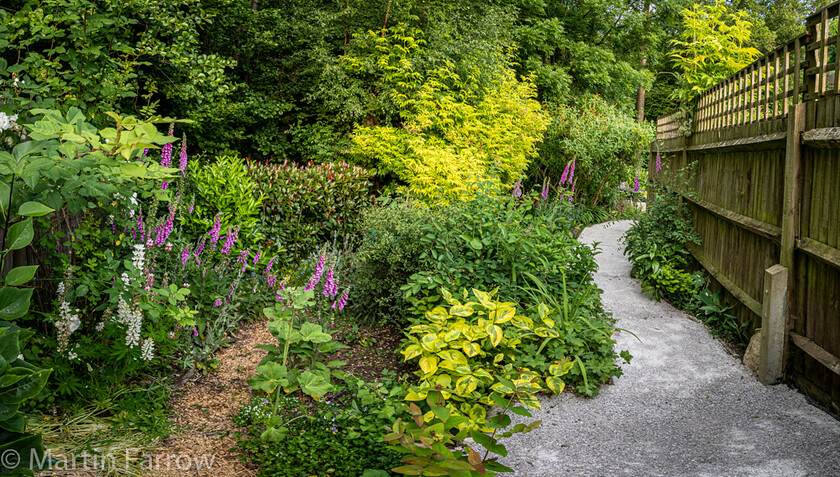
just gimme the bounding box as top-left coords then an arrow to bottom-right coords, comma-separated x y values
304,253 -> 327,291
323,267 -> 338,297
221,228 -> 238,255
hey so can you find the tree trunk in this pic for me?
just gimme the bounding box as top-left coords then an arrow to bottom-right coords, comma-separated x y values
636,0 -> 651,122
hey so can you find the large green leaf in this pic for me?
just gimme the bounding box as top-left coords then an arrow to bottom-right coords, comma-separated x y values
0,369 -> 49,405
4,267 -> 38,287
0,288 -> 32,320
0,331 -> 20,363
0,413 -> 25,433
299,321 -> 331,343
16,202 -> 53,218
0,182 -> 9,214
247,362 -> 289,393
298,371 -> 332,398
7,218 -> 33,251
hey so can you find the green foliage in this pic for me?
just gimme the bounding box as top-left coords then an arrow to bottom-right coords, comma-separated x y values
400,288 -> 573,432
384,396 -> 540,476
400,185 -> 597,318
623,178 -> 703,307
347,25 -> 549,204
248,289 -> 349,442
518,274 -> 631,397
0,324 -> 50,476
346,200 -> 453,327
670,1 -> 761,103
536,95 -> 654,208
235,373 -> 407,477
185,154 -> 263,248
251,161 -> 373,262
0,0 -> 233,126
690,288 -> 748,344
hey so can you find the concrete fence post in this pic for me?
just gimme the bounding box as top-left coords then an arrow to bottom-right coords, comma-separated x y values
759,264 -> 788,385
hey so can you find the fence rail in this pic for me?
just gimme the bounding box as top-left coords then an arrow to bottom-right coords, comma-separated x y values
653,1 -> 840,415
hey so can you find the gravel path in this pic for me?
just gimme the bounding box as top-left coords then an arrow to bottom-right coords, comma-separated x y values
501,220 -> 840,477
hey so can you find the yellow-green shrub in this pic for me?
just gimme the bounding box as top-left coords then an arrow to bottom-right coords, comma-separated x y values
400,288 -> 572,431
346,25 -> 549,204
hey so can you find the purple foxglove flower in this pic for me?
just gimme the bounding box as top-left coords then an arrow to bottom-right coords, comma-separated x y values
266,257 -> 276,275
179,135 -> 188,174
633,176 -> 640,193
323,266 -> 337,297
214,299 -> 223,307
560,162 -> 570,184
253,250 -> 261,265
192,328 -> 199,337
541,184 -> 549,200
208,215 -> 221,249
656,152 -> 662,172
304,253 -> 327,290
569,160 -> 575,183
337,291 -> 348,310
181,245 -> 190,265
221,228 -> 238,255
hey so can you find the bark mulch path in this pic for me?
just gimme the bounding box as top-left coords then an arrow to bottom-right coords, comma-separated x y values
146,318 -> 271,476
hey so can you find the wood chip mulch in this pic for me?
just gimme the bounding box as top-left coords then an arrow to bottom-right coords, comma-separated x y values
145,318 -> 272,477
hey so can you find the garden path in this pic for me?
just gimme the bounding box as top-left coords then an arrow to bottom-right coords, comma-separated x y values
501,220 -> 840,476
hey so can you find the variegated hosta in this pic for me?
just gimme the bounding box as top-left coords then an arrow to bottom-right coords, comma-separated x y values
400,288 -> 573,431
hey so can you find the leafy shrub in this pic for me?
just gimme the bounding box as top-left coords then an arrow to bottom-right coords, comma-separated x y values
690,288 -> 749,344
346,201 -> 453,327
251,161 -> 373,262
401,288 -> 573,431
535,95 -> 654,208
347,26 -> 549,204
622,183 -> 701,305
518,274 -> 631,397
185,154 -> 264,248
401,185 -> 598,317
235,373 -> 407,477
0,325 -> 50,476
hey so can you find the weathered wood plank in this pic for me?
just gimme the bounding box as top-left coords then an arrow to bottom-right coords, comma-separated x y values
681,193 -> 782,242
791,332 -> 840,375
796,237 -> 840,268
687,243 -> 763,317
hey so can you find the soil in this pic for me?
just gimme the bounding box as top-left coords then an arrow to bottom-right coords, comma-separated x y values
144,319 -> 409,476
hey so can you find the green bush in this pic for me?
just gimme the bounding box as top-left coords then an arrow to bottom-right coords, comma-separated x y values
251,161 -> 373,262
400,185 -> 598,318
345,201 -> 452,327
622,183 -> 701,305
185,154 -> 264,248
235,374 -> 406,477
535,95 -> 654,208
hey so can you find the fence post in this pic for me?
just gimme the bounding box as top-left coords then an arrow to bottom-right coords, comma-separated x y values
759,264 -> 788,385
779,101 -> 805,375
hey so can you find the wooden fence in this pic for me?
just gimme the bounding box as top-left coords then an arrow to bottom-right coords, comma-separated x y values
653,2 -> 840,414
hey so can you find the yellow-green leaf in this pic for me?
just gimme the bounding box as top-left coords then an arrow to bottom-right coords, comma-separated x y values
534,327 -> 559,338
438,349 -> 468,365
455,375 -> 479,395
427,306 -> 450,323
486,324 -> 503,347
472,289 -> 495,309
549,360 -> 574,376
511,315 -> 534,330
420,333 -> 443,352
462,342 -> 480,357
402,344 -> 423,361
545,376 -> 566,394
419,355 -> 439,375
495,306 -> 515,323
450,305 -> 474,317
405,389 -> 427,401
439,360 -> 471,375
543,317 -> 555,328
443,329 -> 461,342
538,303 -> 551,319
